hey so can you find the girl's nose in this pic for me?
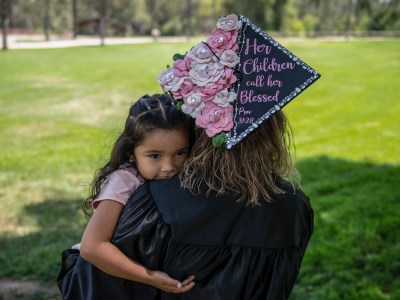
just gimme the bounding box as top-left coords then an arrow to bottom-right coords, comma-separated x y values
161,159 -> 176,172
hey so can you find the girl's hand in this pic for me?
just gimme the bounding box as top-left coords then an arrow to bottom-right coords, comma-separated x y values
148,270 -> 195,293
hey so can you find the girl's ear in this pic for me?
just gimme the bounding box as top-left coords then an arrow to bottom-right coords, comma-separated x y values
128,155 -> 135,163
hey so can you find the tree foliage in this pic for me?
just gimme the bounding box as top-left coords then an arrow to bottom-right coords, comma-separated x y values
3,0 -> 399,37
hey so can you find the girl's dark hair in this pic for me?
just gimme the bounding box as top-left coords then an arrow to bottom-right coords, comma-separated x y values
83,94 -> 193,217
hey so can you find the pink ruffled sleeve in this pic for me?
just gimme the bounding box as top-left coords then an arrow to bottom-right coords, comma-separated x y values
92,165 -> 145,209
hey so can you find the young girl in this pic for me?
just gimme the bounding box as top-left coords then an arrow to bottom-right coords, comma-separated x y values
78,94 -> 195,293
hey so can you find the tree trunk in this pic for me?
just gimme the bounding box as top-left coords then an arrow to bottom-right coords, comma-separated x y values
212,0 -> 217,21
2,0 -> 9,51
272,0 -> 288,31
310,0 -> 332,33
99,0 -> 106,46
321,0 -> 331,33
345,0 -> 354,38
44,0 -> 51,41
186,0 -> 192,39
72,0 -> 77,39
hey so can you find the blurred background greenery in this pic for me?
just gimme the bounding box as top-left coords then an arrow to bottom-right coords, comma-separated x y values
1,0 -> 400,299
1,0 -> 400,41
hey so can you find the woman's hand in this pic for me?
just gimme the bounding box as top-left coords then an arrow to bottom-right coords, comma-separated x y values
148,271 -> 195,293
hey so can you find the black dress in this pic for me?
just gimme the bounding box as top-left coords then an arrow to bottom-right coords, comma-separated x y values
57,176 -> 313,300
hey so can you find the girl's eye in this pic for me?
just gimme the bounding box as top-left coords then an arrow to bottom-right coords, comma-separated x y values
177,150 -> 189,156
148,154 -> 161,159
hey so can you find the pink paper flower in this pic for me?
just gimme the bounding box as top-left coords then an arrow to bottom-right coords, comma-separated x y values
172,77 -> 195,99
186,43 -> 215,63
173,56 -> 193,77
197,82 -> 223,101
181,93 -> 206,118
217,49 -> 240,68
207,28 -> 238,52
189,59 -> 225,87
157,67 -> 185,92
195,101 -> 233,137
217,68 -> 238,90
217,14 -> 242,31
212,89 -> 237,108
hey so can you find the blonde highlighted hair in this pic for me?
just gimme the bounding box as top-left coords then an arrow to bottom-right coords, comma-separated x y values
180,111 -> 299,205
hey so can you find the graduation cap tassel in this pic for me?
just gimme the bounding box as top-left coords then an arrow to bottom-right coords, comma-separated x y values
201,41 -> 220,62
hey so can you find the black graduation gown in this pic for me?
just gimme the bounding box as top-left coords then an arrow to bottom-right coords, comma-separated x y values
57,176 -> 313,300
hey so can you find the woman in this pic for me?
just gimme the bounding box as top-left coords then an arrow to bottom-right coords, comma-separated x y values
139,110 -> 314,299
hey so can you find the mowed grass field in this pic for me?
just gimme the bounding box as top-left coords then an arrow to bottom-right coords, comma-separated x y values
0,39 -> 399,299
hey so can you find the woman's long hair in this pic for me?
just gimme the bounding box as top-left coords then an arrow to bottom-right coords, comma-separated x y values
180,111 -> 299,205
83,94 -> 193,217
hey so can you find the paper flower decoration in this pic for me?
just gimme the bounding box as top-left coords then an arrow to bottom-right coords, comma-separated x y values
158,14 -> 241,144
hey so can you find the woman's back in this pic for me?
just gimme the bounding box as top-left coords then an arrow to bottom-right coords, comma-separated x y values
58,175 -> 313,300
149,176 -> 314,300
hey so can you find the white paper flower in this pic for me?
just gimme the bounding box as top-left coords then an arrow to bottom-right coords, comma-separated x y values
216,14 -> 242,31
182,93 -> 206,118
212,89 -> 237,108
217,49 -> 240,68
189,59 -> 225,87
157,67 -> 185,92
186,43 -> 215,63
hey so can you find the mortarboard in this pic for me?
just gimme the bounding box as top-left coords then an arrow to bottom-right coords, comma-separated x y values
158,14 -> 320,149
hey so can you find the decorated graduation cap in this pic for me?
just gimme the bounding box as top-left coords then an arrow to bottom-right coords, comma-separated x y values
158,14 -> 320,149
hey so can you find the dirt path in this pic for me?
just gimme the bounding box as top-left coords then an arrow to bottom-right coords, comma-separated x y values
0,280 -> 60,300
4,34 -> 362,50
6,34 -> 191,49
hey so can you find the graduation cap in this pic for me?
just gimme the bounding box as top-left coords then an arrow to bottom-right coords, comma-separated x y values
158,14 -> 320,149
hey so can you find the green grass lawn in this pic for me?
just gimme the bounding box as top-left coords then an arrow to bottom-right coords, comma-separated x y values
0,39 -> 399,299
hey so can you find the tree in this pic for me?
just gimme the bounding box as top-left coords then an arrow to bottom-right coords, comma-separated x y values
272,0 -> 289,31
186,0 -> 193,38
354,0 -> 372,20
346,0 -> 373,35
99,0 -> 106,45
369,0 -> 400,30
345,0 -> 354,36
146,0 -> 158,31
222,0 -> 270,29
1,0 -> 10,51
310,0 -> 333,32
44,0 -> 51,41
72,0 -> 77,38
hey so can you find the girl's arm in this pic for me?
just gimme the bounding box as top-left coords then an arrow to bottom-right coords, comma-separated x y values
80,200 -> 195,293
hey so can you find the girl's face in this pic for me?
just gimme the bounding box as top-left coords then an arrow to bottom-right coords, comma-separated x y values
133,128 -> 189,180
